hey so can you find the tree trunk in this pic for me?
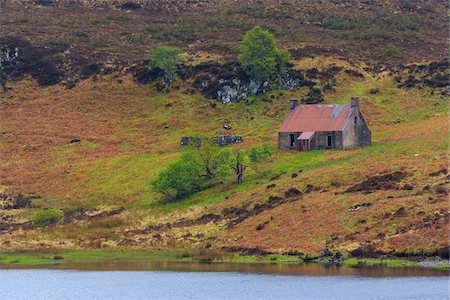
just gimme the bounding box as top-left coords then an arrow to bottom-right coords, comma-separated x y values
237,171 -> 243,183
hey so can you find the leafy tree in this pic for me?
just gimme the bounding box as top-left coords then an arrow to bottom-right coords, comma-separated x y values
151,152 -> 203,200
215,144 -> 273,184
189,137 -> 220,178
148,45 -> 181,83
239,26 -> 277,82
152,142 -> 274,200
276,48 -> 291,76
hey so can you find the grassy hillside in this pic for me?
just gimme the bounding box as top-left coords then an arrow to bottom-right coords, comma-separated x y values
0,56 -> 448,258
0,0 -> 448,262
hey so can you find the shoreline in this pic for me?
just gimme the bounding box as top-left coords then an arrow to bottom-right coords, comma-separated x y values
0,249 -> 448,271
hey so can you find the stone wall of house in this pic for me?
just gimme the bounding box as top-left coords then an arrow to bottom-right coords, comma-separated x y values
342,109 -> 371,149
279,131 -> 344,150
356,115 -> 371,147
314,131 -> 343,150
278,132 -> 300,150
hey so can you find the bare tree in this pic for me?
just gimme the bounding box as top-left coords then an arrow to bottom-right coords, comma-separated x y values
230,148 -> 247,183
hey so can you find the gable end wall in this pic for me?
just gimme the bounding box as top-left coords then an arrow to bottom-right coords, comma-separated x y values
342,109 -> 371,149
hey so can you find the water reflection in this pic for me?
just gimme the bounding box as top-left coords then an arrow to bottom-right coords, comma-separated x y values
2,260 -> 447,277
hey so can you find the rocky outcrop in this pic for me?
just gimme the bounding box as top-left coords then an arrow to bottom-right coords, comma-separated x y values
181,135 -> 243,147
0,36 -> 61,86
190,61 -> 317,103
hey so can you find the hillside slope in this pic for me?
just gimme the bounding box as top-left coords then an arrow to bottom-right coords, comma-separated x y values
0,0 -> 448,259
1,60 -> 448,257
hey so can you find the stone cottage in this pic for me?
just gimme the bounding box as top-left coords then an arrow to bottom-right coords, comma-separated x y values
278,97 -> 371,151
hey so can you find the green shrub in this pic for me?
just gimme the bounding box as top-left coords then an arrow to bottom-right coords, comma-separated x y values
32,208 -> 64,227
247,142 -> 274,163
151,152 -> 203,200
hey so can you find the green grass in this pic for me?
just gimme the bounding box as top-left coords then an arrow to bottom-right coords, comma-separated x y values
327,76 -> 447,122
0,249 -> 188,266
71,151 -> 180,206
343,258 -> 415,268
436,263 -> 450,270
223,254 -> 304,264
0,250 -> 303,266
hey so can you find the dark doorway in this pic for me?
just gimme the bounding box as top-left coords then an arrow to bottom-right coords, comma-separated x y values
327,134 -> 332,148
290,134 -> 295,147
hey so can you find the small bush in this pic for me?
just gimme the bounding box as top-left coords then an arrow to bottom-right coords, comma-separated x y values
248,143 -> 274,163
32,208 -> 64,227
151,152 -> 203,200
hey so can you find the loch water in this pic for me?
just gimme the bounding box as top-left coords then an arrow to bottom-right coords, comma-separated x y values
0,260 -> 448,300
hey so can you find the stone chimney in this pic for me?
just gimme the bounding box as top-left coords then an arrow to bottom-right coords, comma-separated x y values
290,98 -> 299,111
350,96 -> 359,108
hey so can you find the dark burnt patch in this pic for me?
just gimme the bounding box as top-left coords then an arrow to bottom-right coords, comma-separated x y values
80,63 -> 103,79
398,60 -> 449,90
133,65 -> 163,84
0,191 -> 37,210
0,212 -> 32,232
349,242 -> 384,258
256,220 -> 270,230
429,168 -> 448,177
301,88 -> 323,104
345,69 -> 364,77
226,193 -> 301,228
195,213 -> 222,224
434,184 -> 448,195
130,212 -> 222,235
345,171 -> 408,193
34,0 -> 54,6
284,188 -> 302,198
392,207 -> 407,217
0,220 -> 32,232
120,2 -> 141,10
63,207 -> 124,223
0,36 -> 61,86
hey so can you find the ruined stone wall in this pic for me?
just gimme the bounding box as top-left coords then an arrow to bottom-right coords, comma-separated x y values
278,132 -> 300,150
343,109 -> 371,149
357,114 -> 371,147
181,135 -> 242,147
279,131 -> 343,150
314,131 -> 343,150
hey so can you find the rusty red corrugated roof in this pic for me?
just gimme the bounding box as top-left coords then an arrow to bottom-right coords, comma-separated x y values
279,104 -> 352,132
